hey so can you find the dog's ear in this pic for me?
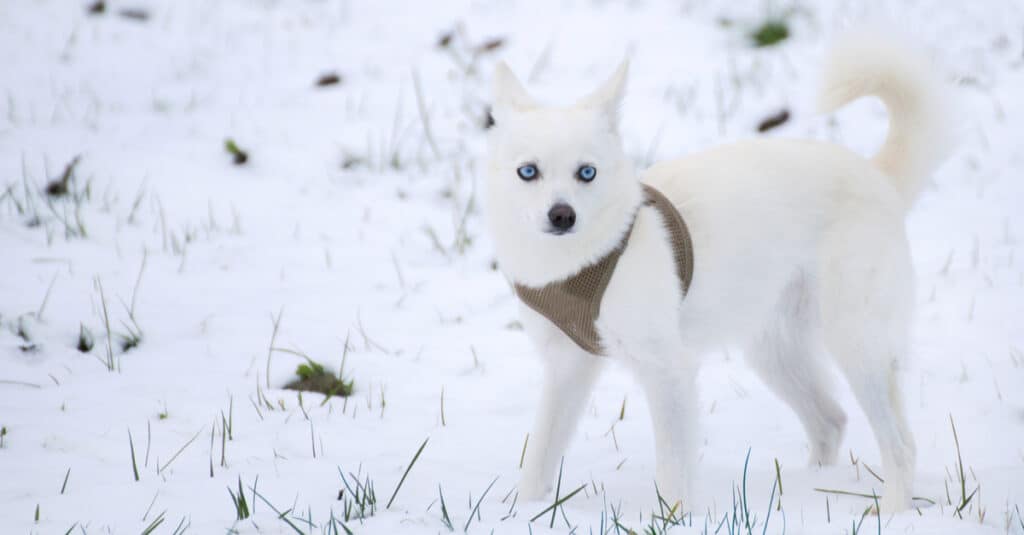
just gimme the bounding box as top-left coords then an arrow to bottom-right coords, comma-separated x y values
491,62 -> 537,125
578,59 -> 629,129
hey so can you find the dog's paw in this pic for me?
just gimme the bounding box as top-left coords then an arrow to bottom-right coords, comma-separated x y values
653,475 -> 691,514
863,486 -> 911,515
808,445 -> 840,468
876,494 -> 911,515
808,410 -> 846,467
517,478 -> 552,502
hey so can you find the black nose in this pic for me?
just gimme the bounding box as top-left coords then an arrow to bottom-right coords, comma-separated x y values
547,203 -> 576,231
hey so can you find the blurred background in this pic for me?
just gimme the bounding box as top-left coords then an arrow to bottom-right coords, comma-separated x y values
1,1 -> 1022,533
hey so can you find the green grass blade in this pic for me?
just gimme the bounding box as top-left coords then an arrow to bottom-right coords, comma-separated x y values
386,437 -> 428,509
463,476 -> 499,532
529,484 -> 587,523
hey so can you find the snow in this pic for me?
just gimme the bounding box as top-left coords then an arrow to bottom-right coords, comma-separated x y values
1,0 -> 1022,533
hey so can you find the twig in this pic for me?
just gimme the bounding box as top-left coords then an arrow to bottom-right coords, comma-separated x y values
411,70 -> 441,159
0,379 -> 42,388
266,308 -> 284,389
95,277 -> 115,372
813,488 -> 879,499
36,271 -> 59,320
158,427 -> 205,474
130,251 -> 147,320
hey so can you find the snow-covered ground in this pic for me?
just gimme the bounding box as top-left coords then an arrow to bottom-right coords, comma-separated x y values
1,0 -> 1022,533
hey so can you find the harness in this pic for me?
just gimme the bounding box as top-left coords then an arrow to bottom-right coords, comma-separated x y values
513,184 -> 694,356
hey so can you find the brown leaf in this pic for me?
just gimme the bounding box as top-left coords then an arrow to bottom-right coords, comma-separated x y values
118,8 -> 150,22
757,108 -> 790,133
475,37 -> 504,54
315,72 -> 342,87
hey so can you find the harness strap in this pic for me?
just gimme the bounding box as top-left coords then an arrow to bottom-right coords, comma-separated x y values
513,183 -> 694,355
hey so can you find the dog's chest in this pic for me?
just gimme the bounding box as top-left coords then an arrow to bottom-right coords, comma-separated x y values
515,187 -> 692,358
595,212 -> 689,358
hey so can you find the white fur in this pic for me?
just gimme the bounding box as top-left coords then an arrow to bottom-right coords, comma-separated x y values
485,34 -> 950,513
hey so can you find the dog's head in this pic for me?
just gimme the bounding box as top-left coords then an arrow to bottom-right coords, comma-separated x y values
485,61 -> 642,286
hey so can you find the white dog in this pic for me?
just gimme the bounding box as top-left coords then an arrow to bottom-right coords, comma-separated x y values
484,34 -> 950,513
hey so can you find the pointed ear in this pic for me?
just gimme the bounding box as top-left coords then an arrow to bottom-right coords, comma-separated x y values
578,60 -> 629,128
491,62 -> 537,125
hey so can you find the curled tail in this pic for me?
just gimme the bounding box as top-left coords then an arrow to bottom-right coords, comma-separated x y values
817,32 -> 953,205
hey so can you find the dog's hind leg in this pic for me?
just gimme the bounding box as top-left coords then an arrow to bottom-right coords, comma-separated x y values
518,310 -> 604,501
821,220 -> 916,513
745,273 -> 847,467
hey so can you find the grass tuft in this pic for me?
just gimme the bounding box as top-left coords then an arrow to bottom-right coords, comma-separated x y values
227,476 -> 251,520
297,361 -> 324,380
950,415 -> 980,519
118,322 -> 143,352
646,482 -> 686,534
338,468 -> 378,522
77,324 -> 94,352
224,138 -> 249,165
45,156 -> 80,197
750,19 -> 789,47
15,316 -> 36,352
284,358 -> 354,398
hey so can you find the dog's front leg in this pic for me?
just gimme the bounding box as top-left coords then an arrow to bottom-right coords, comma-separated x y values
628,357 -> 697,508
518,341 -> 602,501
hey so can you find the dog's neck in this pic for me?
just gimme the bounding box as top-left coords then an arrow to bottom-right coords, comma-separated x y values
496,180 -> 644,288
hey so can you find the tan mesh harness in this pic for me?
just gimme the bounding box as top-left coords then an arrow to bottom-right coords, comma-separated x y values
513,184 -> 694,356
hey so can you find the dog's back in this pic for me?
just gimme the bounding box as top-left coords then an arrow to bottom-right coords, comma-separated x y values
636,33 -> 951,512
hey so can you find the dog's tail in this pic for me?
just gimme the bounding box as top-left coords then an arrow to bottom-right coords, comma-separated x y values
817,31 -> 953,206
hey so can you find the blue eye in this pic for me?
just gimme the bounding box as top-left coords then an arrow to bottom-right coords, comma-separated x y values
517,164 -> 539,181
577,165 -> 597,182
